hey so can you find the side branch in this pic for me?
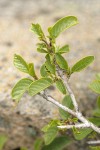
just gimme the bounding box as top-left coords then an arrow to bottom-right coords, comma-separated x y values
57,123 -> 89,129
56,65 -> 79,112
39,92 -> 100,134
87,140 -> 100,145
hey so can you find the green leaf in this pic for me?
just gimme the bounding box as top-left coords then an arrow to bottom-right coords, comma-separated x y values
45,61 -> 55,75
42,120 -> 59,133
44,126 -> 58,145
89,117 -> 100,126
55,79 -> 66,94
74,117 -> 100,140
0,135 -> 7,150
96,73 -> 100,81
31,24 -> 45,39
37,48 -> 48,53
71,56 -> 94,73
28,63 -> 37,78
57,45 -> 70,54
89,80 -> 100,94
42,120 -> 59,145
49,16 -> 78,38
14,54 -> 29,73
40,64 -> 48,77
73,128 -> 92,140
11,78 -> 33,100
90,146 -> 100,150
42,136 -> 72,150
29,78 -> 53,96
55,53 -> 68,70
45,55 -> 55,75
97,96 -> 100,109
93,109 -> 100,117
34,138 -> 43,150
59,95 -> 74,120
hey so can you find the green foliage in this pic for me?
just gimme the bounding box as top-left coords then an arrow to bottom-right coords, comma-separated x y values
14,54 -> 29,73
92,96 -> 100,117
45,54 -> 55,75
89,80 -> 100,94
12,78 -> 33,100
14,54 -> 37,78
0,135 -> 7,150
28,63 -> 37,78
29,78 -> 53,96
34,138 -> 44,150
55,53 -> 68,71
44,126 -> 58,145
71,56 -> 94,73
93,109 -> 100,117
37,48 -> 48,53
56,45 -> 70,54
31,24 -> 45,40
73,117 -> 100,140
11,15 -> 99,150
96,73 -> 100,80
73,128 -> 93,140
97,96 -> 100,109
40,64 -> 49,77
42,120 -> 59,145
59,95 -> 74,120
90,146 -> 100,150
42,136 -> 71,150
49,16 -> 78,38
55,79 -> 66,94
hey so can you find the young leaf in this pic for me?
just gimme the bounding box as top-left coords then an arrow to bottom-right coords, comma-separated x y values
42,136 -> 71,150
45,61 -> 55,75
11,78 -> 33,100
45,54 -> 55,74
31,23 -> 45,39
0,135 -> 7,150
40,64 -> 48,77
44,126 -> 58,145
49,16 -> 78,38
29,78 -> 53,96
89,80 -> 100,94
59,95 -> 74,120
55,53 -> 68,71
14,54 -> 29,73
37,48 -> 47,53
57,45 -> 70,54
55,79 -> 66,94
28,63 -> 37,78
71,56 -> 94,73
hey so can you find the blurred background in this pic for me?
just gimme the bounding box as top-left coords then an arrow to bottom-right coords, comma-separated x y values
0,0 -> 100,149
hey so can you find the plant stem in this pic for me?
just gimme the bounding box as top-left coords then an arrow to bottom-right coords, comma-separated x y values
57,123 -> 89,129
39,92 -> 100,133
87,140 -> 100,145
